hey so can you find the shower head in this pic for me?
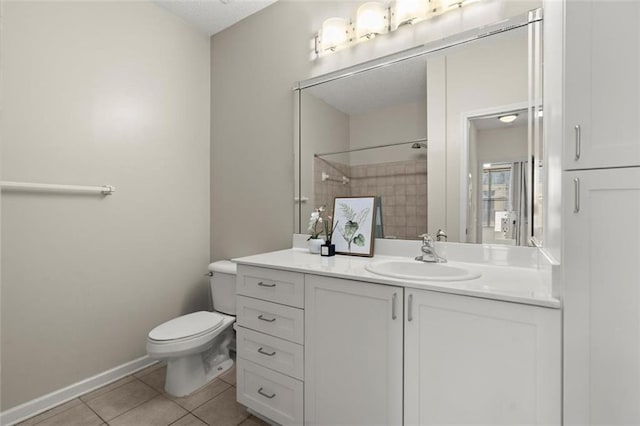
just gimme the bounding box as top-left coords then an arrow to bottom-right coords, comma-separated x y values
411,142 -> 427,149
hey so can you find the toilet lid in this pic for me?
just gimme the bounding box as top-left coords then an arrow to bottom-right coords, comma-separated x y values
148,311 -> 224,341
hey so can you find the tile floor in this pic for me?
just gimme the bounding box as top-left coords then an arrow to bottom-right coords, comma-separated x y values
18,363 -> 268,426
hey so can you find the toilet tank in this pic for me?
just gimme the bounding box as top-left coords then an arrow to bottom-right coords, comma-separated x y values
208,261 -> 237,315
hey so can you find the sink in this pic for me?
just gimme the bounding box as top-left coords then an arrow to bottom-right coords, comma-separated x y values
365,259 -> 481,282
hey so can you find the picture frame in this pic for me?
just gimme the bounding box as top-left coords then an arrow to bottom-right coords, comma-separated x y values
332,196 -> 376,257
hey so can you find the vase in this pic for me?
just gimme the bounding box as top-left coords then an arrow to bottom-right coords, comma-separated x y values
308,238 -> 325,254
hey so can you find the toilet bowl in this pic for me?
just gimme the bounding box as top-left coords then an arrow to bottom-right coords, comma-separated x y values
146,261 -> 237,397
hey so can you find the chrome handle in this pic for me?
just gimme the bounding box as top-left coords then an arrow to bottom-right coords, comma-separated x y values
205,272 -> 213,277
257,387 -> 276,399
573,178 -> 580,213
392,293 -> 397,320
258,314 -> 276,322
257,281 -> 276,288
257,347 -> 276,356
408,294 -> 413,322
574,125 -> 581,161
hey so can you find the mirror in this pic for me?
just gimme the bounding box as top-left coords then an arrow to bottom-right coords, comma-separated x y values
295,12 -> 543,245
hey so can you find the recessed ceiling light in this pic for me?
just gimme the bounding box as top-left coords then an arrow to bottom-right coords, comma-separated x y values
498,114 -> 518,123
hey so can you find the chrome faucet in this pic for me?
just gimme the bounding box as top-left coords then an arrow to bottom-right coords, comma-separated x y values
415,233 -> 447,263
436,229 -> 447,242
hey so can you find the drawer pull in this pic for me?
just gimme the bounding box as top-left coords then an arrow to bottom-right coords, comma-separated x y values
257,281 -> 276,288
257,347 -> 276,356
257,387 -> 276,399
258,314 -> 276,322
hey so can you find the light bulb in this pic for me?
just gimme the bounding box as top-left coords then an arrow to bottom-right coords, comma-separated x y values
393,0 -> 427,28
321,17 -> 350,51
498,114 -> 518,124
356,2 -> 388,39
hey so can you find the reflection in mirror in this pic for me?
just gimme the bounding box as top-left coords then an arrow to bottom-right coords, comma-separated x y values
295,11 -> 543,245
466,109 -> 531,245
314,140 -> 428,240
298,53 -> 429,240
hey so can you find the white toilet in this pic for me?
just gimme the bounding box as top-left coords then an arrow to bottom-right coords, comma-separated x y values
146,261 -> 237,397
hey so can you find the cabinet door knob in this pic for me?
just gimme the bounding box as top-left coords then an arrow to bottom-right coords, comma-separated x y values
257,281 -> 276,288
258,314 -> 276,322
574,125 -> 581,161
408,294 -> 413,322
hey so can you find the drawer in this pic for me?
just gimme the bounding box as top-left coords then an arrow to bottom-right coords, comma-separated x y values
237,326 -> 304,380
237,265 -> 304,308
236,296 -> 304,344
237,358 -> 303,426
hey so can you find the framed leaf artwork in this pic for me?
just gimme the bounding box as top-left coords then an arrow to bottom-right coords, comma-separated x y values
332,196 -> 376,257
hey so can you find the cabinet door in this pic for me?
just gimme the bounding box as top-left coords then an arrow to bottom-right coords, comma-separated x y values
404,289 -> 560,426
563,168 -> 640,425
305,275 -> 403,426
564,0 -> 640,170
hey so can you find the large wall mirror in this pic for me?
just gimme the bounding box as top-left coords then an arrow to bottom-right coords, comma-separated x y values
295,10 -> 543,246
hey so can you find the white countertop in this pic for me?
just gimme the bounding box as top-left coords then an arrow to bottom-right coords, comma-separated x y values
232,247 -> 561,309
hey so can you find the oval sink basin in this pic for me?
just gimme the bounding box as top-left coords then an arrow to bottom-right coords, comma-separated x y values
365,259 -> 481,282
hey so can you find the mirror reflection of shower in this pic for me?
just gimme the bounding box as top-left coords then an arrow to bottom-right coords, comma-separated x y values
314,139 -> 428,240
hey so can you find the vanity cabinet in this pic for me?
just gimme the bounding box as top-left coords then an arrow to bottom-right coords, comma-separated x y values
563,168 -> 640,425
564,0 -> 640,170
304,275 -> 403,426
235,266 -> 305,426
235,264 -> 560,425
404,289 -> 561,425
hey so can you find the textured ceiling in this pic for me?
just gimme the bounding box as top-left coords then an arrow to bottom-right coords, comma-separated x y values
154,0 -> 278,36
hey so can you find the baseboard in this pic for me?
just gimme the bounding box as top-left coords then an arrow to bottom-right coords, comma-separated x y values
1,355 -> 156,426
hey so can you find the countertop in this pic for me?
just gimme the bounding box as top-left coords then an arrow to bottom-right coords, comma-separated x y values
233,248 -> 561,309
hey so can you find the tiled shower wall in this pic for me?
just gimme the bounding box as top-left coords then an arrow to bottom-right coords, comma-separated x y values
313,158 -> 427,240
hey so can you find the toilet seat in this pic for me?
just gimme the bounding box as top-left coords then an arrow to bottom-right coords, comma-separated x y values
149,311 -> 224,342
147,312 -> 235,359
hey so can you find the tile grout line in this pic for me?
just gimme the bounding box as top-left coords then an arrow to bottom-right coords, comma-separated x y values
167,412 -> 191,426
20,366 -> 240,426
80,398 -> 109,425
21,399 -> 83,426
92,376 -> 160,425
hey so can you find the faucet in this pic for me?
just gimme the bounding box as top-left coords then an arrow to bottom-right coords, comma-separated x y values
415,233 -> 447,263
436,229 -> 447,242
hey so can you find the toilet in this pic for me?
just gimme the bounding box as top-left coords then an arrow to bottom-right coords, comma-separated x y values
146,261 -> 237,397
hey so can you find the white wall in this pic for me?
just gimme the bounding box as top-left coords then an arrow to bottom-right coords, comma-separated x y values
476,125 -> 529,163
1,0 -> 210,409
427,27 -> 529,241
349,100 -> 428,166
299,93 -> 350,232
210,0 -> 539,258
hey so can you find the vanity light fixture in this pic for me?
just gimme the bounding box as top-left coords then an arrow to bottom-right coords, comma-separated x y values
314,0 -> 482,58
320,17 -> 352,52
356,2 -> 389,39
392,0 -> 429,29
498,114 -> 518,123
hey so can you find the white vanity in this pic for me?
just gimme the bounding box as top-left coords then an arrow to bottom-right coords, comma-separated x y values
233,238 -> 561,425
